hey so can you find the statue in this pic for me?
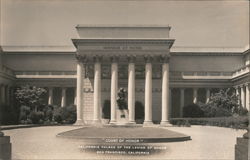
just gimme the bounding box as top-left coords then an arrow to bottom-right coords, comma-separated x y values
116,88 -> 127,118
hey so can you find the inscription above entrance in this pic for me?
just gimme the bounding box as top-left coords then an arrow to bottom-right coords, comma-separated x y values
78,45 -> 170,51
103,46 -> 142,50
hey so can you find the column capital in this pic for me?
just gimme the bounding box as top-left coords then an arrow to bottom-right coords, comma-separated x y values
179,88 -> 186,91
159,54 -> 170,63
239,84 -> 245,88
75,54 -> 88,63
127,55 -> 136,63
110,55 -> 120,63
93,55 -> 103,62
233,85 -> 240,89
144,55 -> 154,63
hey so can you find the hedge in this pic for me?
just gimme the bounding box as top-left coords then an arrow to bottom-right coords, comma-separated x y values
170,116 -> 249,129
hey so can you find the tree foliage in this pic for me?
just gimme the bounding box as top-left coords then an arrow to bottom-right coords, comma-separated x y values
15,85 -> 47,111
199,88 -> 247,117
183,104 -> 204,118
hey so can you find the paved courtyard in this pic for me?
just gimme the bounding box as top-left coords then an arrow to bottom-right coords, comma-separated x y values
3,125 -> 245,160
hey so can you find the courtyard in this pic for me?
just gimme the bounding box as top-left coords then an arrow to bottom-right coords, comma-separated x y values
3,125 -> 245,160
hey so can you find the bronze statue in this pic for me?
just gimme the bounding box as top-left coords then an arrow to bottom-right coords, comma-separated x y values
117,88 -> 127,118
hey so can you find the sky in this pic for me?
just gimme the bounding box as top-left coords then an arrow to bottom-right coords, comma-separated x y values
1,0 -> 249,48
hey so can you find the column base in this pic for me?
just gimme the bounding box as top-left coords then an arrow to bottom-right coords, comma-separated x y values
92,119 -> 102,126
143,121 -> 154,127
109,120 -> 117,124
74,119 -> 85,126
160,121 -> 172,127
128,121 -> 136,124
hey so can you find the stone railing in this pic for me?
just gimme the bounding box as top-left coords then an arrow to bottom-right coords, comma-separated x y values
15,71 -> 76,79
14,69 -> 248,80
232,64 -> 250,79
180,71 -> 233,80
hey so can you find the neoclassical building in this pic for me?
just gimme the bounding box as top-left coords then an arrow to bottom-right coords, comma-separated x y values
0,25 -> 249,125
0,0 -> 249,125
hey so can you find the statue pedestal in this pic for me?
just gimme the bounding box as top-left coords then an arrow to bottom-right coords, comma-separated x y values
0,136 -> 11,160
115,109 -> 129,125
235,130 -> 249,160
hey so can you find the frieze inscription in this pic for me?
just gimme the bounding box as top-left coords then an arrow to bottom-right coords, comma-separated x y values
78,45 -> 169,51
103,46 -> 142,50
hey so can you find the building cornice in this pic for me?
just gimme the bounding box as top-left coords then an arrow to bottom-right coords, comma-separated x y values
171,52 -> 242,56
2,46 -> 76,53
2,45 -> 248,56
76,24 -> 171,29
72,38 -> 175,49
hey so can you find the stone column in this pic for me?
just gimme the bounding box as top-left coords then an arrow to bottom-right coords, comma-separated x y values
93,56 -> 102,124
160,56 -> 171,126
193,88 -> 198,104
110,56 -> 119,124
143,56 -> 153,126
9,87 -> 14,107
1,84 -> 5,104
48,87 -> 53,105
241,85 -> 246,108
128,56 -> 136,124
205,88 -> 210,104
74,55 -> 85,125
180,88 -> 185,117
61,88 -> 66,107
5,85 -> 9,105
245,84 -> 249,110
74,88 -> 77,105
235,86 -> 240,105
169,88 -> 172,118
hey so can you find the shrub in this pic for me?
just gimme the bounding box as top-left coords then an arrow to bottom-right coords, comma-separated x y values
200,88 -> 243,117
237,107 -> 248,116
183,103 -> 204,118
53,105 -> 76,124
199,102 -> 233,117
102,100 -> 110,119
19,105 -> 31,121
43,105 -> 54,122
53,106 -> 63,124
30,111 -> 44,124
170,116 -> 249,129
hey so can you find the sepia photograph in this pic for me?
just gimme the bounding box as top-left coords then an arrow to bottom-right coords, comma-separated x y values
0,0 -> 249,159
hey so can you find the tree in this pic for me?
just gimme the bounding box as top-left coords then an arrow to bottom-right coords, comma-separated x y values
200,88 -> 246,117
15,85 -> 47,111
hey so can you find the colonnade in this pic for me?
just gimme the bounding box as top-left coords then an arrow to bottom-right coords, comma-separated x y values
172,88 -> 211,117
76,55 -> 171,126
235,83 -> 250,110
47,87 -> 77,107
0,84 -> 12,105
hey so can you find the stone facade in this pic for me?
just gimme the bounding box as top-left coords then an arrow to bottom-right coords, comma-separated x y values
1,24 -> 249,125
1,44 -> 249,125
